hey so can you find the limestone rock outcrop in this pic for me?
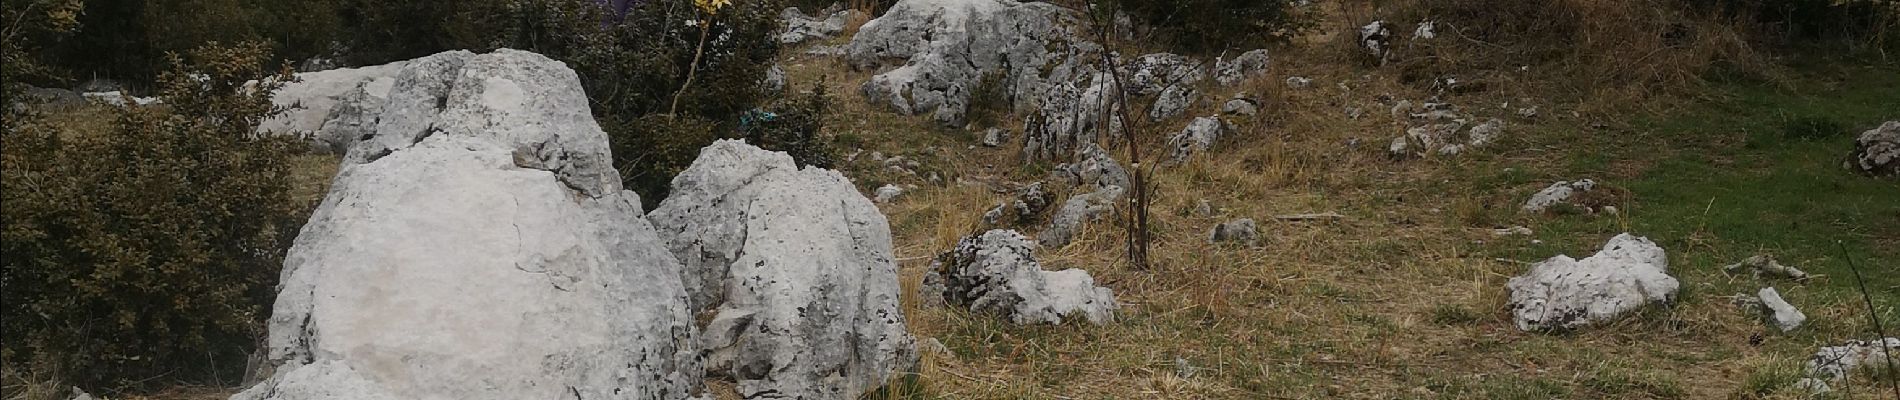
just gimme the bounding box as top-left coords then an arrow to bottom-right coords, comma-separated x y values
235,49 -> 700,400
648,140 -> 918,400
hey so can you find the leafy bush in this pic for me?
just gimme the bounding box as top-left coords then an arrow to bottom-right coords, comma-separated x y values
1,42 -> 310,391
1108,0 -> 1309,54
740,83 -> 839,169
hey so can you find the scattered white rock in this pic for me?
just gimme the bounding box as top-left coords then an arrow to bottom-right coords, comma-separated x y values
1208,218 -> 1259,246
1195,199 -> 1214,217
982,127 -> 1008,147
1807,338 -> 1899,380
1285,76 -> 1313,89
1752,287 -> 1806,332
1847,121 -> 1899,177
1390,118 -> 1505,157
256,59 -> 410,153
875,184 -> 906,203
1039,185 -> 1124,248
1214,49 -> 1271,86
1123,53 -> 1205,96
848,0 -> 1090,126
1493,226 -> 1534,236
81,91 -> 161,107
648,140 -> 919,399
1167,116 -> 1232,163
1506,233 -> 1679,331
779,7 -> 853,44
1413,21 -> 1436,39
1522,179 -> 1599,213
1148,85 -> 1198,120
925,229 -> 1118,325
234,49 -> 701,400
1048,143 -> 1130,190
1517,105 -> 1539,119
1358,20 -> 1392,65
1221,97 -> 1260,116
1724,255 -> 1812,280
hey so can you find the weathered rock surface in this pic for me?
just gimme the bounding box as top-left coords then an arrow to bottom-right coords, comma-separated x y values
1148,85 -> 1198,121
1221,97 -> 1259,116
764,64 -> 787,93
780,7 -> 853,45
925,229 -> 1117,324
1846,120 -> 1899,177
648,140 -> 918,399
848,0 -> 1091,126
1807,338 -> 1899,380
1506,233 -> 1679,331
981,127 -> 1008,147
1123,53 -> 1203,96
1522,179 -> 1596,213
1359,20 -> 1392,65
234,49 -> 700,400
1167,116 -> 1232,163
1390,118 -> 1503,157
1752,287 -> 1806,332
1038,185 -> 1123,248
1022,71 -> 1121,162
257,60 -> 410,153
1048,143 -> 1130,190
1208,219 -> 1259,246
875,184 -> 905,203
985,181 -> 1054,226
1213,49 -> 1270,86
1724,254 -> 1811,280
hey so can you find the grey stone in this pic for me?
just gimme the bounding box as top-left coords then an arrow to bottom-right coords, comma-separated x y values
1724,255 -> 1812,281
1506,233 -> 1679,331
233,49 -> 700,400
925,229 -> 1118,324
1522,179 -> 1597,213
1048,143 -> 1131,191
1214,49 -> 1270,86
1038,185 -> 1124,248
1807,338 -> 1899,380
1208,218 -> 1259,246
1221,97 -> 1259,116
649,140 -> 919,399
848,0 -> 1093,127
1847,121 -> 1899,177
1167,116 -> 1232,163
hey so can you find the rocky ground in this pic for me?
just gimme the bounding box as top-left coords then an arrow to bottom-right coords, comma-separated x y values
18,0 -> 1898,399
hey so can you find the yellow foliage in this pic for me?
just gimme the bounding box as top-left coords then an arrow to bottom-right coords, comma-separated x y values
694,0 -> 730,14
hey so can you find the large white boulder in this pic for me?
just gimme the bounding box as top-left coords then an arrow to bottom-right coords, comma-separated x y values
1847,120 -> 1899,177
648,140 -> 918,399
925,229 -> 1117,325
1506,233 -> 1679,331
234,49 -> 702,400
256,61 -> 410,153
847,0 -> 1094,126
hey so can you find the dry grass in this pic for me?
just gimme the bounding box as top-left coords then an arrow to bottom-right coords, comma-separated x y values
779,4 -> 1898,399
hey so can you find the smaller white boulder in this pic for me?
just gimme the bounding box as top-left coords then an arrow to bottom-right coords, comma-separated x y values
1807,338 -> 1899,380
1208,219 -> 1259,246
1506,233 -> 1679,331
1167,116 -> 1232,163
1749,287 -> 1806,332
1847,121 -> 1899,177
926,230 -> 1117,325
1523,179 -> 1597,213
875,184 -> 905,203
1214,49 -> 1270,86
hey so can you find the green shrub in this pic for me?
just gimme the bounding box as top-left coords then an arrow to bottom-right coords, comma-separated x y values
1108,0 -> 1308,55
740,82 -> 839,170
1,42 -> 311,391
